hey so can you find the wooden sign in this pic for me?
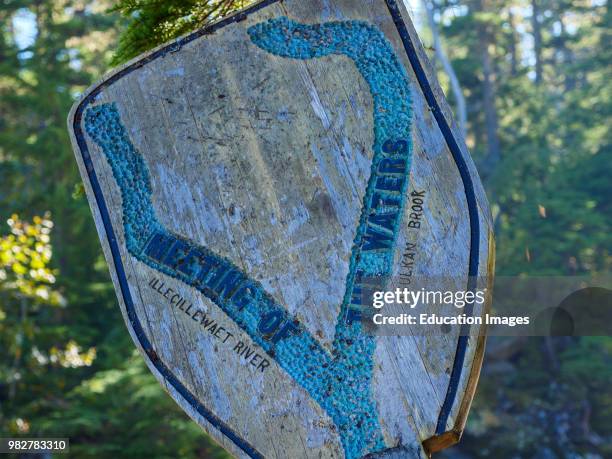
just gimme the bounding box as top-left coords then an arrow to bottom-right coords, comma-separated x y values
68,1 -> 494,457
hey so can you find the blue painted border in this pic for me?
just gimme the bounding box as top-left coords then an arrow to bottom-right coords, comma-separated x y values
71,0 -> 480,455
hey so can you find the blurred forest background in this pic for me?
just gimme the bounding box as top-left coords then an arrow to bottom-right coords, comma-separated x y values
0,0 -> 609,457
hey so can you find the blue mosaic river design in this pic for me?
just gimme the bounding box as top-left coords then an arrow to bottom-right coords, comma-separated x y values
84,18 -> 413,459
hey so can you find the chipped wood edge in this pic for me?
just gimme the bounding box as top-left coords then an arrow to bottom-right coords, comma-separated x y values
423,231 -> 495,455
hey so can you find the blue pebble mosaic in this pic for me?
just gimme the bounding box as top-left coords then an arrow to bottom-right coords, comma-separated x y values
84,17 -> 413,459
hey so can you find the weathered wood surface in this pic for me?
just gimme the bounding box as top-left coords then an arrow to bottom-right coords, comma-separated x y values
68,1 -> 494,458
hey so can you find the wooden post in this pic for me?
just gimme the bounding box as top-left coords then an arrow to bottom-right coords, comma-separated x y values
68,1 -> 494,458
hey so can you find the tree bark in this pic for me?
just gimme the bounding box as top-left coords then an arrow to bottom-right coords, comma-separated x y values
531,0 -> 543,85
422,0 -> 468,137
475,0 -> 501,174
508,9 -> 519,76
558,15 -> 576,91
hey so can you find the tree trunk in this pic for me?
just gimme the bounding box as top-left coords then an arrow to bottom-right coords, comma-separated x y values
559,16 -> 576,91
508,9 -> 519,76
531,0 -> 543,85
475,0 -> 501,175
422,0 -> 468,137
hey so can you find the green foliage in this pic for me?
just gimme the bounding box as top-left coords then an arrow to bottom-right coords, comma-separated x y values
0,214 -> 63,305
111,0 -> 255,64
0,0 -> 120,436
38,352 -> 229,458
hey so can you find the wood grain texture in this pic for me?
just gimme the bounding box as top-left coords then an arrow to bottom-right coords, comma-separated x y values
68,1 -> 494,458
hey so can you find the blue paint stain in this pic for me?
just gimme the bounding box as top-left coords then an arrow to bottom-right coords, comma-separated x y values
85,18 -> 413,459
